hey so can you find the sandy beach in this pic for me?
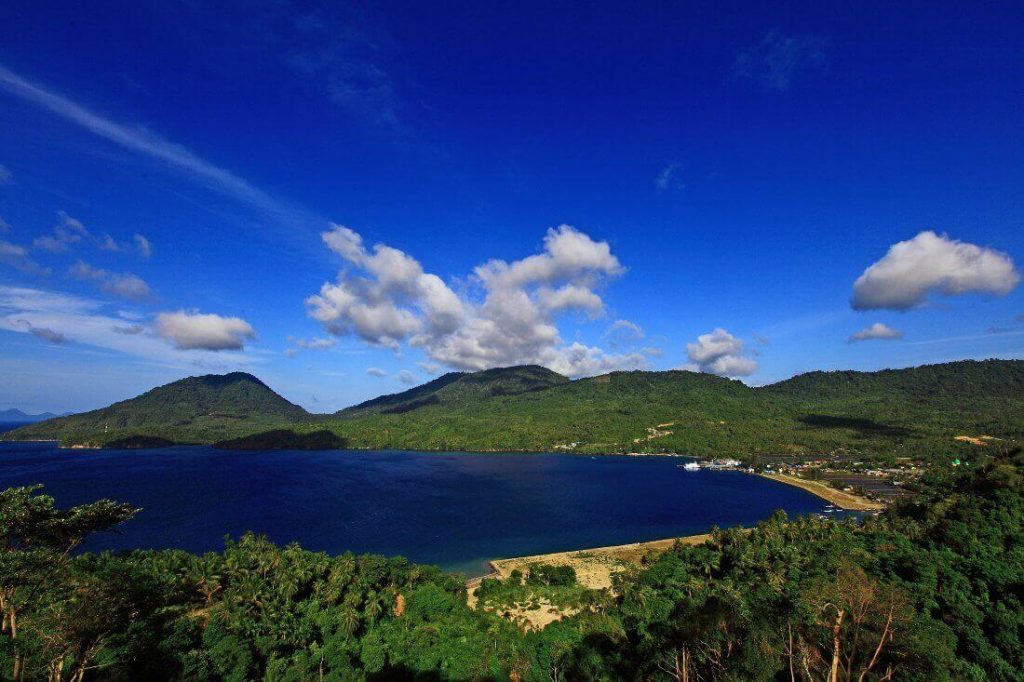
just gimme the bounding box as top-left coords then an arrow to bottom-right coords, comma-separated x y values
476,533 -> 712,588
759,472 -> 885,511
466,533 -> 712,628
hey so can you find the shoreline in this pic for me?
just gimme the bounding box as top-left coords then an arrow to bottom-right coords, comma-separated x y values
759,472 -> 885,511
466,533 -> 714,628
468,532 -> 713,589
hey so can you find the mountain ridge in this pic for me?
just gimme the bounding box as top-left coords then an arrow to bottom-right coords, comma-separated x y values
0,408 -> 61,423
5,359 -> 1022,459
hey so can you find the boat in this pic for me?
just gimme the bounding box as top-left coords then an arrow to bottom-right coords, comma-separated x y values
680,462 -> 701,471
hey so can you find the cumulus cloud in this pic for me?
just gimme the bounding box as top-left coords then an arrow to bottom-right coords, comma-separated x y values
308,224 -> 642,377
69,261 -> 151,301
686,328 -> 758,377
395,369 -> 417,385
32,212 -> 89,253
155,310 -> 255,351
848,322 -> 904,343
418,361 -> 440,374
0,286 -> 255,368
852,231 -> 1020,311
733,30 -> 828,91
366,367 -> 387,378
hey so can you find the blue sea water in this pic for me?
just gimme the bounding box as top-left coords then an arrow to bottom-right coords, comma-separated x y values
0,443 -> 831,576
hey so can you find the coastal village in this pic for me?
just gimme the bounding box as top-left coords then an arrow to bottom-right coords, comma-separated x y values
471,428 -> 1013,631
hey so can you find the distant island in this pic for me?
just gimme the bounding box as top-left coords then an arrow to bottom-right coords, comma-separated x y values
0,408 -> 61,423
5,359 -> 1022,463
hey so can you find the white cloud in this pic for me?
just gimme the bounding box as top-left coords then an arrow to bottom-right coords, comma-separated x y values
98,232 -> 153,258
655,162 -> 684,190
686,328 -> 758,377
849,322 -> 904,343
852,231 -> 1019,311
395,369 -> 417,385
0,240 -> 49,275
134,234 -> 153,258
297,337 -> 337,350
540,342 -> 650,377
733,31 -> 828,91
0,286 -> 253,366
32,211 -> 89,253
154,310 -> 255,351
0,165 -> 11,185
0,64 -> 285,216
604,319 -> 645,346
418,361 -> 440,374
307,224 -> 640,377
285,336 -> 337,357
99,234 -> 121,252
69,261 -> 151,301
366,367 -> 387,378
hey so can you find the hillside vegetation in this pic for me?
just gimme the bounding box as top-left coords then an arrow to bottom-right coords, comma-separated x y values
6,373 -> 307,447
2,450 -> 1021,680
6,360 -> 1023,461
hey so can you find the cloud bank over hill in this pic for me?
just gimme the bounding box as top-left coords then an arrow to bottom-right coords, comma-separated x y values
307,224 -> 654,377
685,328 -> 758,377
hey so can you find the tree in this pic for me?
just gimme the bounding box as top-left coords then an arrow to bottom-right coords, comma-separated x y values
0,485 -> 136,681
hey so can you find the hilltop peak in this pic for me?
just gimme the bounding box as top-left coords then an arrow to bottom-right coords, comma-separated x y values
342,364 -> 569,416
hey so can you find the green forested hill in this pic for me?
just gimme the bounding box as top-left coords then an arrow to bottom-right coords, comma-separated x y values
6,360 -> 1023,460
5,372 -> 308,447
341,365 -> 569,416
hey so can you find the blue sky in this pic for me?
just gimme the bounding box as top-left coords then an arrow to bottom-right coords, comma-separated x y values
1,1 -> 1022,414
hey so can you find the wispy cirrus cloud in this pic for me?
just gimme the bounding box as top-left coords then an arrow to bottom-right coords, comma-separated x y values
0,286 -> 257,367
655,163 -> 685,190
0,63 -> 319,247
0,240 -> 50,276
69,261 -> 152,301
32,211 -> 89,253
733,30 -> 828,91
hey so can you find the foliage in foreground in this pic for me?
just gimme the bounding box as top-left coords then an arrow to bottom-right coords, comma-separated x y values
0,451 -> 1021,680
